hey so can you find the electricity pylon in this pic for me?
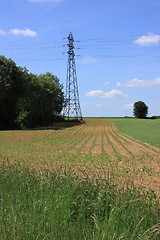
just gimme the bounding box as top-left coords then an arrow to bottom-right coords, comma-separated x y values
62,32 -> 83,121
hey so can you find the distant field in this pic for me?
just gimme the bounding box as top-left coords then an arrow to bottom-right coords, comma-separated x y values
107,118 -> 160,149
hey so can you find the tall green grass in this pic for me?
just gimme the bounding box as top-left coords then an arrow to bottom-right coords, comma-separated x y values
107,118 -> 160,149
0,164 -> 159,240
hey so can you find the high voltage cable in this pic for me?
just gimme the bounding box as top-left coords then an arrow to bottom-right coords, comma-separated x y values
14,57 -> 65,62
1,34 -> 160,49
1,34 -> 159,63
0,33 -> 159,47
13,54 -> 160,63
0,39 -> 65,48
77,54 -> 160,58
1,42 -> 159,51
0,46 -> 65,51
72,34 -> 143,42
0,33 -> 156,43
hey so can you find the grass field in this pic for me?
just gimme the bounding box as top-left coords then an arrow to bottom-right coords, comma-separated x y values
1,164 -> 159,240
0,118 -> 160,239
108,118 -> 160,149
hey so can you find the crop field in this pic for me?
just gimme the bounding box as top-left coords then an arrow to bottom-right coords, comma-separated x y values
1,118 -> 160,239
0,118 -> 160,195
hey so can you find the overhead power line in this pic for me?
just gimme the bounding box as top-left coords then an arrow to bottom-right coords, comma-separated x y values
0,34 -> 160,64
12,54 -> 160,63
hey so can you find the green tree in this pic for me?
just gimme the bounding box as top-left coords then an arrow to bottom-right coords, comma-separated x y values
0,56 -> 25,129
16,72 -> 64,128
0,56 -> 64,129
133,101 -> 148,118
37,72 -> 64,116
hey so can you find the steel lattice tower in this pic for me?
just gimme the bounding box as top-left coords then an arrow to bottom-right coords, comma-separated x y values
62,32 -> 83,120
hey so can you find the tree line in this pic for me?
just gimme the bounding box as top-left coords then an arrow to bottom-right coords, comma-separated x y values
0,56 -> 64,130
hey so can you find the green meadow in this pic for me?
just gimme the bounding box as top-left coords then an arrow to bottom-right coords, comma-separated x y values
107,118 -> 160,149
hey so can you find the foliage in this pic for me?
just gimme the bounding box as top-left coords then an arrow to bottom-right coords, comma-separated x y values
0,164 -> 159,240
16,72 -> 64,128
0,56 -> 25,129
0,56 -> 64,129
133,101 -> 148,118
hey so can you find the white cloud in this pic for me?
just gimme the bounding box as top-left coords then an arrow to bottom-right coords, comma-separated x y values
85,90 -> 104,97
95,104 -> 102,107
28,0 -> 63,2
101,90 -> 128,99
134,33 -> 160,46
85,89 -> 128,99
117,77 -> 160,87
0,30 -> 6,35
10,28 -> 37,37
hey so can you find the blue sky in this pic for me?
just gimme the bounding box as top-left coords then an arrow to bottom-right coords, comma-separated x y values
0,0 -> 160,117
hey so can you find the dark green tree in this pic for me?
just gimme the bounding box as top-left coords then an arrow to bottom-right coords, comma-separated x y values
0,56 -> 64,129
0,56 -> 25,129
133,101 -> 148,118
37,72 -> 64,116
16,72 -> 64,128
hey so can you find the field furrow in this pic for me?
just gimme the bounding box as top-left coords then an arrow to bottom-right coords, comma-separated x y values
0,118 -> 159,195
